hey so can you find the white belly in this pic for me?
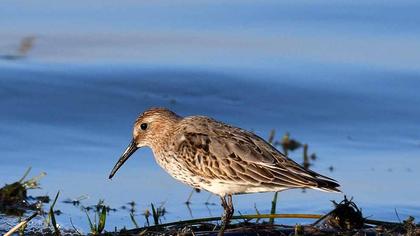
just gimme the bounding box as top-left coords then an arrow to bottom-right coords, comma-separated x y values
199,181 -> 288,196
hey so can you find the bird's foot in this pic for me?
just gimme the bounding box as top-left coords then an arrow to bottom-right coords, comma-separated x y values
218,195 -> 234,236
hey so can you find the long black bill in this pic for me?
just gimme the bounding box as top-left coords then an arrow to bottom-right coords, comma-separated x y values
109,139 -> 139,179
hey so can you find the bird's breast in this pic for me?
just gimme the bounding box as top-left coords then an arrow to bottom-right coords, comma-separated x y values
153,150 -> 202,188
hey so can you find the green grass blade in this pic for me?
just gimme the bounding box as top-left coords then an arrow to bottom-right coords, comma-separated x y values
97,205 -> 107,233
49,191 -> 61,236
151,203 -> 159,226
269,191 -> 278,224
50,191 -> 60,209
85,210 -> 96,234
130,213 -> 139,228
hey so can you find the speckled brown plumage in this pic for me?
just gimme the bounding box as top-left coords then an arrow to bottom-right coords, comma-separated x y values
109,107 -> 340,235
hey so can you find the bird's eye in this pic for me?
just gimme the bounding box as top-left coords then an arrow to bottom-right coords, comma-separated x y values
140,123 -> 148,130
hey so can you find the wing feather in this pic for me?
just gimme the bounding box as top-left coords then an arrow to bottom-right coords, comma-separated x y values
174,117 -> 340,191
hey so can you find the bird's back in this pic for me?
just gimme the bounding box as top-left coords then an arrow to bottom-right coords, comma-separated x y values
160,115 -> 340,195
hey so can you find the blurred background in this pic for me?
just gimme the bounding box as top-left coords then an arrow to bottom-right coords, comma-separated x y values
1,0 -> 420,232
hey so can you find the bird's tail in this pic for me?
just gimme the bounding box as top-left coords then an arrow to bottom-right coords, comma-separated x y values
311,172 -> 341,193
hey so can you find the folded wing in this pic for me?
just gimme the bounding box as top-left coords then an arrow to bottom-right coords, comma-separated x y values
174,117 -> 340,192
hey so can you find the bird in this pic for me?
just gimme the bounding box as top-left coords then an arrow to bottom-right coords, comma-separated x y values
109,107 -> 340,235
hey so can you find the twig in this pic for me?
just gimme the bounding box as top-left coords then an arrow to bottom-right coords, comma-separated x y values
185,188 -> 195,205
69,217 -> 82,235
254,203 -> 262,223
124,213 -> 322,233
311,207 -> 336,226
18,167 -> 32,183
364,219 -> 405,227
204,192 -> 213,205
394,208 -> 402,223
4,212 -> 38,236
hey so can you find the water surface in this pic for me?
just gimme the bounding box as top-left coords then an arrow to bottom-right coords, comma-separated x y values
1,0 -> 420,233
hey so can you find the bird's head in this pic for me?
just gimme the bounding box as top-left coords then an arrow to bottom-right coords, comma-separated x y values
109,107 -> 181,179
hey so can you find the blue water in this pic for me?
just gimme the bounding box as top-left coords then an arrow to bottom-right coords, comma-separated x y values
1,0 -> 420,233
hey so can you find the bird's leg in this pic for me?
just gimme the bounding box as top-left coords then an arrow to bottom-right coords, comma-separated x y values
227,194 -> 234,220
218,196 -> 228,236
218,194 -> 234,236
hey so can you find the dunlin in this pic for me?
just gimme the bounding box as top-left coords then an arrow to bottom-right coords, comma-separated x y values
109,108 -> 340,235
